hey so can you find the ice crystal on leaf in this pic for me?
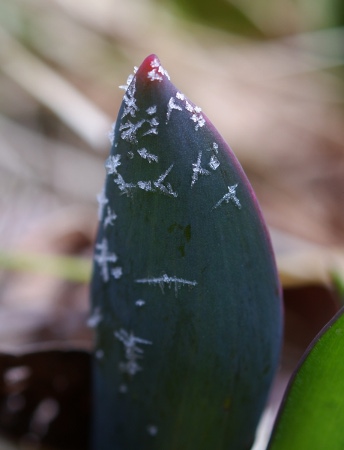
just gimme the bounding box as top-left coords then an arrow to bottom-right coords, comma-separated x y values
115,329 -> 152,376
213,184 -> 241,210
147,425 -> 158,436
105,154 -> 121,175
137,148 -> 158,163
166,97 -> 182,122
87,306 -> 102,328
94,238 -> 118,283
142,116 -> 159,137
135,299 -> 146,307
120,119 -> 145,143
146,105 -> 157,115
111,267 -> 123,279
114,174 -> 136,197
121,68 -> 139,119
135,274 -> 197,296
153,165 -> 178,197
104,207 -> 117,228
171,92 -> 205,131
137,181 -> 153,192
107,122 -> 116,145
96,187 -> 108,221
209,155 -> 220,170
147,57 -> 170,82
191,151 -> 210,187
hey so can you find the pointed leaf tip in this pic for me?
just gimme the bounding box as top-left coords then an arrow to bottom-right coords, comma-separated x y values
136,54 -> 171,83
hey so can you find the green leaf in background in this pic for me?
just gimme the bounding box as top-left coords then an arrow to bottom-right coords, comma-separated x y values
268,307 -> 344,450
0,251 -> 91,283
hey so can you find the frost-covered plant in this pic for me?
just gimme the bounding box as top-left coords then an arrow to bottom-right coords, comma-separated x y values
90,55 -> 283,450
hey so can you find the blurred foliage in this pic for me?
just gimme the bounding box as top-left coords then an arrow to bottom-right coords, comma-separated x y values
161,0 -> 344,37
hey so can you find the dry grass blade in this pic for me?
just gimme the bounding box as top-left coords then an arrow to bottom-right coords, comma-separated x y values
0,27 -> 111,151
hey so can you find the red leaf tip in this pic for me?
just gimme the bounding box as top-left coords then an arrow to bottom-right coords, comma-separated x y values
136,54 -> 171,83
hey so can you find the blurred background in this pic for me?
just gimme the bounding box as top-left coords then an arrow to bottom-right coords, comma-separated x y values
0,0 -> 344,447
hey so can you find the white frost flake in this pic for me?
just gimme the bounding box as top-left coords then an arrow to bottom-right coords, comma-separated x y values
135,274 -> 197,296
209,155 -> 220,170
173,93 -> 205,131
95,349 -> 104,359
114,174 -> 136,197
114,166 -> 178,198
96,187 -> 108,221
147,425 -> 158,436
137,180 -> 153,192
153,164 -> 178,197
120,119 -> 145,143
121,73 -> 138,119
108,122 -> 116,145
115,328 -> 152,376
135,299 -> 146,307
166,97 -> 182,122
147,58 -> 170,82
137,148 -> 158,163
111,267 -> 123,279
191,151 -> 210,187
94,238 -> 118,283
213,184 -> 241,210
119,384 -> 128,394
104,207 -> 117,228
146,105 -> 157,115
143,116 -> 159,137
105,154 -> 121,175
87,306 -> 102,328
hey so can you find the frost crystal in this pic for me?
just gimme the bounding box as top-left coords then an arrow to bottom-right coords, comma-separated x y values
118,67 -> 137,91
213,142 -> 219,153
153,165 -> 178,197
87,306 -> 102,328
143,116 -> 159,137
147,58 -> 170,82
96,187 -> 108,220
174,93 -> 205,130
209,155 -> 220,170
105,154 -> 121,175
121,74 -> 138,119
137,180 -> 153,192
137,148 -> 158,163
135,274 -> 197,296
119,384 -> 128,394
115,328 -> 152,376
114,174 -> 136,197
120,119 -> 145,143
111,267 -> 123,279
191,151 -> 210,187
95,349 -> 104,360
94,238 -> 118,282
146,105 -> 157,115
107,122 -> 116,145
147,425 -> 158,436
213,184 -> 241,210
190,109 -> 205,130
166,97 -> 182,122
104,207 -> 117,228
135,299 -> 146,307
